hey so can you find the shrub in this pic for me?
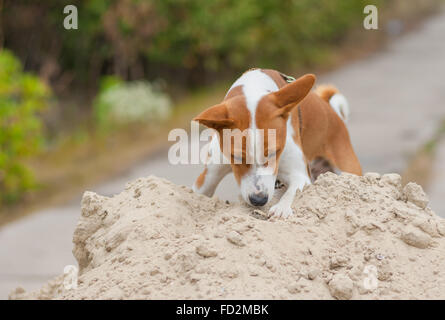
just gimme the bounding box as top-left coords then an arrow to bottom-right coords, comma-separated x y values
4,0 -> 380,87
93,77 -> 172,130
0,50 -> 52,205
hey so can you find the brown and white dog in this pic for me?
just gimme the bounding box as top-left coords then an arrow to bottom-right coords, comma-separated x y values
192,68 -> 362,217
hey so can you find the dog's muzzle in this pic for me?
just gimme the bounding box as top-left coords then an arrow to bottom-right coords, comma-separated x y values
248,192 -> 268,206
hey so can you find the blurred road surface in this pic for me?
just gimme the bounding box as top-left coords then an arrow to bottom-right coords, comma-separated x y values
429,139 -> 445,219
1,12 -> 445,299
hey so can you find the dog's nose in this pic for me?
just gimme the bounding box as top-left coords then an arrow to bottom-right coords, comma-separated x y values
249,193 -> 268,206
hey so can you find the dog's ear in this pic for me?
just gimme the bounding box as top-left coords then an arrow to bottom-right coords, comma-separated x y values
271,73 -> 316,116
193,103 -> 234,130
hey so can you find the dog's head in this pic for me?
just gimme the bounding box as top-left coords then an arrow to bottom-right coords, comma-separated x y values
194,73 -> 315,207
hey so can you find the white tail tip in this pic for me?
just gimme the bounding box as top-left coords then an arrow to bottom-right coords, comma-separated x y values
329,93 -> 350,122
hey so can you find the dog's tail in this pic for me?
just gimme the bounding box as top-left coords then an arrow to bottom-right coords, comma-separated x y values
315,84 -> 350,123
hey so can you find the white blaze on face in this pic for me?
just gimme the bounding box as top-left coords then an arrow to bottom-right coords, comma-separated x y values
240,129 -> 277,205
240,166 -> 276,205
229,69 -> 280,205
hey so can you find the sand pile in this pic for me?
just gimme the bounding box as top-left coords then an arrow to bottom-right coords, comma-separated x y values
10,172 -> 445,300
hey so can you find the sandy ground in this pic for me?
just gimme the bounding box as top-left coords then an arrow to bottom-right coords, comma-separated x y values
1,11 -> 445,299
11,174 -> 445,300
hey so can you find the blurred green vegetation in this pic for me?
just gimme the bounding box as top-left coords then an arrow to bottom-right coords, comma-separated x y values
0,50 -> 52,205
2,0 -> 374,89
93,76 -> 172,130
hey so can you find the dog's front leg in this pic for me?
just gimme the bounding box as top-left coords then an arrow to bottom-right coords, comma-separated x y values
269,173 -> 310,218
193,163 -> 231,197
192,133 -> 231,197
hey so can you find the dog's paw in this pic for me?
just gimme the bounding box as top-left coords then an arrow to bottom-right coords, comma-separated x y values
269,203 -> 294,218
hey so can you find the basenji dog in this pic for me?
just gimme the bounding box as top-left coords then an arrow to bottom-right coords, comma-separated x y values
192,68 -> 362,217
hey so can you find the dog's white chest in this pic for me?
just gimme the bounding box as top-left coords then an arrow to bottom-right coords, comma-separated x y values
277,118 -> 309,184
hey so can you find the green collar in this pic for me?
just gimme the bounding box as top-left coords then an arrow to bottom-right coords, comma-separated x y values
280,72 -> 296,83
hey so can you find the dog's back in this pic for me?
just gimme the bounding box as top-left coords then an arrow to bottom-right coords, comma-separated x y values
293,88 -> 361,175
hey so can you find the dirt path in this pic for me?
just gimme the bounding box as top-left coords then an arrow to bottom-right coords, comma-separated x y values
2,12 -> 445,299
428,139 -> 445,216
